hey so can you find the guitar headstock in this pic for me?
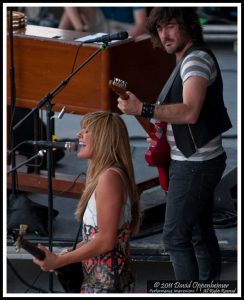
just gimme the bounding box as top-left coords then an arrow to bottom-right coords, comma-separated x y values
109,78 -> 155,136
109,78 -> 128,99
13,224 -> 28,252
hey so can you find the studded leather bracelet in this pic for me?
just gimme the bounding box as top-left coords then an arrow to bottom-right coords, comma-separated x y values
140,103 -> 155,119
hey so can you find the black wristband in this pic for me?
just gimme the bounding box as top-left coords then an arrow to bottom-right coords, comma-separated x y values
140,103 -> 155,119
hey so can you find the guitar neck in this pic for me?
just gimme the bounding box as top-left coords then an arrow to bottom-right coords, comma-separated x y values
113,88 -> 155,136
21,240 -> 46,260
109,80 -> 155,137
134,116 -> 155,137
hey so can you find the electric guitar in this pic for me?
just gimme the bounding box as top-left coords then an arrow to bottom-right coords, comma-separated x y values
109,78 -> 170,191
13,224 -> 84,293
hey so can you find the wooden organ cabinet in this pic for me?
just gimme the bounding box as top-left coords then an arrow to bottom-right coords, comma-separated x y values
7,25 -> 175,198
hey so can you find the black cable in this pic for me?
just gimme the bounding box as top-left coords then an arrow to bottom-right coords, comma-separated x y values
71,43 -> 83,73
24,267 -> 44,293
25,156 -> 44,168
7,141 -> 31,156
7,151 -> 46,175
7,258 -> 48,293
7,258 -> 65,293
53,171 -> 85,199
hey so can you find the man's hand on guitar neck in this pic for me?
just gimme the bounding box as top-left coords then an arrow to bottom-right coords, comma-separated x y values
117,91 -> 143,116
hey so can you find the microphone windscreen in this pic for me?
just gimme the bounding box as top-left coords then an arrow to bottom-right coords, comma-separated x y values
119,31 -> 128,39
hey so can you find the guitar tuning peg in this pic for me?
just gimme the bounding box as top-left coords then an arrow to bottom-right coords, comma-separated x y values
113,78 -> 128,89
13,240 -> 20,252
19,224 -> 28,233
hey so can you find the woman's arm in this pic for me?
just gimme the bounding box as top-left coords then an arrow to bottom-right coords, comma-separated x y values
33,169 -> 125,271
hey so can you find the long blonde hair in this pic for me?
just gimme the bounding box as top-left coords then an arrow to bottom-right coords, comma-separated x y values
75,111 -> 141,235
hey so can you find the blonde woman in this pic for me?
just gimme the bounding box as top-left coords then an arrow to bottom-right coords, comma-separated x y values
33,111 -> 141,293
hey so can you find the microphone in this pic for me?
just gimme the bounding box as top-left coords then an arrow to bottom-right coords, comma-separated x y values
83,31 -> 128,43
25,140 -> 78,152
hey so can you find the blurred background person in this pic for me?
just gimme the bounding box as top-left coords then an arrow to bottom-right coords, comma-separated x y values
100,7 -> 148,38
58,7 -> 107,33
58,6 -> 148,38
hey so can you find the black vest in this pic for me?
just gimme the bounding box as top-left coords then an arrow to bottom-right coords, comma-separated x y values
164,45 -> 232,158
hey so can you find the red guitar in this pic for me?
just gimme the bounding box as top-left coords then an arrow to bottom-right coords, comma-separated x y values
109,78 -> 170,191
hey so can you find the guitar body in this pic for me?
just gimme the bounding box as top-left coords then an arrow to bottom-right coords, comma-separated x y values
56,263 -> 84,293
109,78 -> 170,191
145,121 -> 170,191
14,228 -> 84,293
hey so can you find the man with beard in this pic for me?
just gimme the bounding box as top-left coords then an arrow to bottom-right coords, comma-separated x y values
117,7 -> 232,281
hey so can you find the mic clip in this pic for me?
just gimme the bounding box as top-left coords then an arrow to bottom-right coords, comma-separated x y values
51,107 -> 66,120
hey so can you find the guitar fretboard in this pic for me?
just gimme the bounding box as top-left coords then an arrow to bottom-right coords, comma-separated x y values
21,240 -> 46,260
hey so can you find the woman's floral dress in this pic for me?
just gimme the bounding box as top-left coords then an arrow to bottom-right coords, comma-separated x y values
80,174 -> 135,293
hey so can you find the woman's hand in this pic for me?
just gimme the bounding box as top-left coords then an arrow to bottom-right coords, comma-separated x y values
32,244 -> 60,272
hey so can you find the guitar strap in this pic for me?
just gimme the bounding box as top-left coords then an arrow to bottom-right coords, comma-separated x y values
157,43 -> 207,105
72,221 -> 83,250
72,198 -> 90,250
156,59 -> 182,105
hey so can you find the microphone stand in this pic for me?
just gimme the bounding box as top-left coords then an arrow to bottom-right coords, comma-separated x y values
11,42 -> 108,292
7,10 -> 58,273
8,8 -> 17,200
7,150 -> 46,175
12,43 -> 108,131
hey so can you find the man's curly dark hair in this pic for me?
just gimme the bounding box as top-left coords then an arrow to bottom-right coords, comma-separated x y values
147,7 -> 204,48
